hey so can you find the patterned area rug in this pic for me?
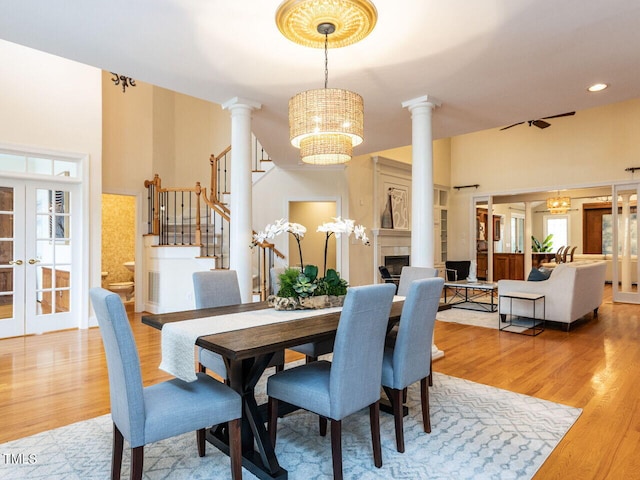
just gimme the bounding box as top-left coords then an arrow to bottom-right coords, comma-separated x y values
0,373 -> 580,480
437,306 -> 499,329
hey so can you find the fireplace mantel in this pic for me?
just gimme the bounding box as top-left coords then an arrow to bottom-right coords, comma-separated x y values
372,228 -> 411,285
372,228 -> 411,238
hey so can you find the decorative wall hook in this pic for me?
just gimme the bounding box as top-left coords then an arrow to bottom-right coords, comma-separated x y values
111,73 -> 136,93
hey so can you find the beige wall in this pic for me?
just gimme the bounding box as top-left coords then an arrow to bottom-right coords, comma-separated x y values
102,71 -> 154,193
0,40 -> 103,326
448,98 -> 640,260
101,194 -> 136,285
102,76 -> 230,193
288,201 -> 337,274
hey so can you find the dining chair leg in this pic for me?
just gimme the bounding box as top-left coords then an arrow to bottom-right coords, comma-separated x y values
267,397 -> 278,447
130,446 -> 144,480
369,401 -> 383,468
228,418 -> 243,480
196,428 -> 206,457
305,355 -> 318,364
390,388 -> 405,453
276,362 -> 284,373
330,419 -> 343,480
402,387 -> 408,404
111,423 -> 123,480
421,377 -> 431,433
319,416 -> 327,436
428,357 -> 433,386
198,363 -> 206,373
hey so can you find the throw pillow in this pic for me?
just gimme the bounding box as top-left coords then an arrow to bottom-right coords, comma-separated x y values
527,267 -> 551,282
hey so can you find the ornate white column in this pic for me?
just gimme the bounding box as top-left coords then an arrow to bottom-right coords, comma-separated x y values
222,97 -> 261,302
402,95 -> 441,268
402,94 -> 443,359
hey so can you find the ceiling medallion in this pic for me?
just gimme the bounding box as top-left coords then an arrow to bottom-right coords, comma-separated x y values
276,0 -> 377,49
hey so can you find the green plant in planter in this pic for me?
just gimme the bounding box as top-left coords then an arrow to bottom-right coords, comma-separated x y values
532,234 -> 554,252
314,269 -> 348,296
293,274 -> 317,298
277,267 -> 302,298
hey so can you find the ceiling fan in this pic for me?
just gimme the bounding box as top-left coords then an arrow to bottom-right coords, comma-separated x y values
500,111 -> 575,131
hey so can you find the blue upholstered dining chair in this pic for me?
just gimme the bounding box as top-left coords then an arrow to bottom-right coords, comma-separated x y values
267,283 -> 397,480
89,287 -> 243,480
381,276 -> 444,453
388,266 -> 439,388
194,270 -> 284,378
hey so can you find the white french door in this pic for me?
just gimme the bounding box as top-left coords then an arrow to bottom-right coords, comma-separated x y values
612,184 -> 639,304
0,178 -> 81,338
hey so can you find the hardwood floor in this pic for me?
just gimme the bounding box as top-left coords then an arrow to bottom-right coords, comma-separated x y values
1,286 -> 638,479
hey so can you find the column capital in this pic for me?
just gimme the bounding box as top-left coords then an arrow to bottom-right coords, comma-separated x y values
401,94 -> 442,111
222,96 -> 262,111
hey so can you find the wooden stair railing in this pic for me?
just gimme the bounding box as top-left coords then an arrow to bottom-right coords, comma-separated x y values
144,143 -> 283,298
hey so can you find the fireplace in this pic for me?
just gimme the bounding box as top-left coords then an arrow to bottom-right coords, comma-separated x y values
384,255 -> 410,276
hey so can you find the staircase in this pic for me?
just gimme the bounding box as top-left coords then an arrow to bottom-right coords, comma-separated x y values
143,136 -> 283,301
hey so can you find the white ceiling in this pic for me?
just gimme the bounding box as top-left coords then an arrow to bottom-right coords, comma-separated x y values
2,0 -> 639,167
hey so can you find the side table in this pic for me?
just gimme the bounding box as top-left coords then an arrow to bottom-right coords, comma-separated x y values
499,292 -> 545,336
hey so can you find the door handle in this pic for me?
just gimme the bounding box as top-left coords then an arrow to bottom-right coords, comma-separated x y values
28,259 -> 41,265
9,260 -> 24,265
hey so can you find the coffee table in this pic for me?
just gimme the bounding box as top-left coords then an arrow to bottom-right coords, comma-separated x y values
443,280 -> 498,312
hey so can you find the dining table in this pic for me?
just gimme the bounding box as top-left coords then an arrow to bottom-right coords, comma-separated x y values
142,299 -> 405,480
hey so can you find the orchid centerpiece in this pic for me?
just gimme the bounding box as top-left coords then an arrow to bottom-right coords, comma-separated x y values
252,217 -> 370,309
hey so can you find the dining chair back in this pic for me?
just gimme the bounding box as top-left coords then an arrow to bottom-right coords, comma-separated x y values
193,270 -> 242,308
396,266 -> 438,296
90,287 -> 243,480
193,270 -> 284,378
569,245 -> 578,262
381,276 -> 444,453
267,283 -> 396,480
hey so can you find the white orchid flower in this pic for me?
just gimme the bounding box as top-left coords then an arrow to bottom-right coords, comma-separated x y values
287,222 -> 306,237
353,224 -> 370,245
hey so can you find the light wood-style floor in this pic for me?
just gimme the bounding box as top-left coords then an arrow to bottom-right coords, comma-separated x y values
1,286 -> 638,479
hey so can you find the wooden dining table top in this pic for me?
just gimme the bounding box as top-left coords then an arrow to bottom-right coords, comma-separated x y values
142,300 -> 406,361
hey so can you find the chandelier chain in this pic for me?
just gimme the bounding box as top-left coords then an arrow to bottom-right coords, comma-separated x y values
324,31 -> 329,89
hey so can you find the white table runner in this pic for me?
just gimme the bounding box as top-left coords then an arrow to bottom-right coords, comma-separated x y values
160,306 -> 343,382
160,296 -> 405,383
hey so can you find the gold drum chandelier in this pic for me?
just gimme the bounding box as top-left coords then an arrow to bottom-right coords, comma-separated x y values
547,196 -> 571,214
276,0 -> 377,165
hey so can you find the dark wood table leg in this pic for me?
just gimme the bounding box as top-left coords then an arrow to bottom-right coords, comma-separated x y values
207,354 -> 288,480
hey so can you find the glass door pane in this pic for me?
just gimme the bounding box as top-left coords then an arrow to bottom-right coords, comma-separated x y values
25,182 -> 77,334
33,188 -> 71,315
0,181 -> 26,338
612,185 -> 639,303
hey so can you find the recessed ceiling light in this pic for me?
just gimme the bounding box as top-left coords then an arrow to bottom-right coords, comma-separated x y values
588,83 -> 608,92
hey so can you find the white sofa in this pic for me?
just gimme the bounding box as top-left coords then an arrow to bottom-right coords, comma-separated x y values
497,261 -> 606,328
573,254 -> 637,284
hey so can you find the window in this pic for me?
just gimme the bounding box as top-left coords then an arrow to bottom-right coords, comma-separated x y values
544,215 -> 569,250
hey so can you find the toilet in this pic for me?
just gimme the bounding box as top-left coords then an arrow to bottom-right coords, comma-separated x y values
108,261 -> 135,302
108,281 -> 135,302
